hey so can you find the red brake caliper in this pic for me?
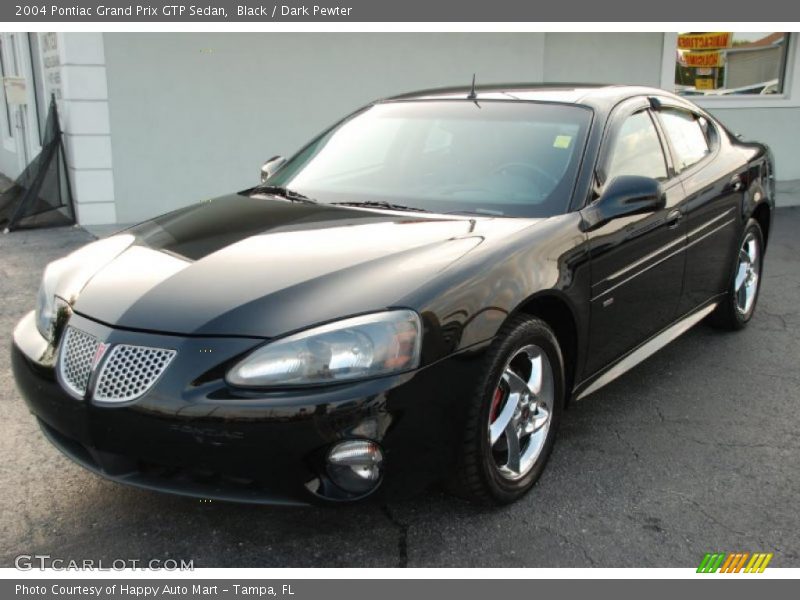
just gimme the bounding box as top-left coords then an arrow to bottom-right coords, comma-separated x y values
490,386 -> 505,423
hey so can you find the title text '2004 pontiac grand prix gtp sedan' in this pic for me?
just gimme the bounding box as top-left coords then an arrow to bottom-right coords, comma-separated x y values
12,84 -> 774,505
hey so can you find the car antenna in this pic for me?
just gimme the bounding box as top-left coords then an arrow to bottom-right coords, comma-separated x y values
467,73 -> 477,100
467,73 -> 481,108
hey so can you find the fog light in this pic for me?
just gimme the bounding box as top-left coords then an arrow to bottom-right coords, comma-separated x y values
327,440 -> 384,495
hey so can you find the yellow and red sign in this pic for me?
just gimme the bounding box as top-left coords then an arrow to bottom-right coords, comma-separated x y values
678,32 -> 732,50
694,78 -> 716,90
683,51 -> 725,68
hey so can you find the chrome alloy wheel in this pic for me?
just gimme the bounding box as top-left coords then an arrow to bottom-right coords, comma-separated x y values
487,344 -> 554,481
735,232 -> 760,316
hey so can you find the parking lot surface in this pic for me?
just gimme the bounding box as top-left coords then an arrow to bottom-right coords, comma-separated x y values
1,210 -> 798,568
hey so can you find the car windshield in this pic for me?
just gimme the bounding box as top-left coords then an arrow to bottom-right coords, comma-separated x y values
257,100 -> 592,218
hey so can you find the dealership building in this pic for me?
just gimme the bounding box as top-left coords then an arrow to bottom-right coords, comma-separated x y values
0,31 -> 797,226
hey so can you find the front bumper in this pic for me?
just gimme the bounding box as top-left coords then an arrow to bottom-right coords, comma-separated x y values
12,311 -> 486,505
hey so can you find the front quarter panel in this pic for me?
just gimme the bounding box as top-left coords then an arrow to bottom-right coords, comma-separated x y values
401,212 -> 590,371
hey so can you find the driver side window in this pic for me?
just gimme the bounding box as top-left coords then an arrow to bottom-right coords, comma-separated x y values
606,110 -> 668,182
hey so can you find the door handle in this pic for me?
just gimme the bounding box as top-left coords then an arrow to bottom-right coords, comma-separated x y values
666,209 -> 683,228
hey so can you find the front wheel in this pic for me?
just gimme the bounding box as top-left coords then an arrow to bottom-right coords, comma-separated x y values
709,219 -> 764,330
449,316 -> 565,504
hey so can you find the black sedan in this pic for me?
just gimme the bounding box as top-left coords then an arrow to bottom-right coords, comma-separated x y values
12,84 -> 774,505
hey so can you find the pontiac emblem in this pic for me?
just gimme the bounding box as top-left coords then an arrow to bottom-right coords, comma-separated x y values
92,342 -> 110,370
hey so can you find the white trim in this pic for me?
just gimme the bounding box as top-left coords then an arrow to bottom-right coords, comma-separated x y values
4,565 -> 799,579
660,32 -> 800,109
0,33 -> 17,153
16,33 -> 43,159
659,32 -> 678,91
53,33 -> 116,224
577,302 -> 718,401
0,34 -> 44,169
1,21 -> 800,33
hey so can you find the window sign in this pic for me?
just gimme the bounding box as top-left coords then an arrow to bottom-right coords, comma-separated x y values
2,76 -> 26,104
674,32 -> 789,96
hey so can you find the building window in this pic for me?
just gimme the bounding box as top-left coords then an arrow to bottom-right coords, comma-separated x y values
673,32 -> 790,97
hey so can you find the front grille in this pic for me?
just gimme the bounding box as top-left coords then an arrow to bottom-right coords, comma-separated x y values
58,326 -> 100,397
94,344 -> 176,403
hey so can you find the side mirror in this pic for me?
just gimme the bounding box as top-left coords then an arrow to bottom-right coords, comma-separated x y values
260,155 -> 287,183
581,175 -> 665,232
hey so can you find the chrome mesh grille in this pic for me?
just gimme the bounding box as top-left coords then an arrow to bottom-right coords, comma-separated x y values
94,344 -> 176,403
58,326 -> 100,397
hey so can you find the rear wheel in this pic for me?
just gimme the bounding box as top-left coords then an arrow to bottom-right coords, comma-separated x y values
709,219 -> 764,330
449,316 -> 564,504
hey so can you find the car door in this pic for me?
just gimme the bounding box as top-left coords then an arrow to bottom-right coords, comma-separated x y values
583,100 -> 688,377
654,105 -> 744,313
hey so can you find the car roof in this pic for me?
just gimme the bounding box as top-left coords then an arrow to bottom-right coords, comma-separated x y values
383,83 -> 687,113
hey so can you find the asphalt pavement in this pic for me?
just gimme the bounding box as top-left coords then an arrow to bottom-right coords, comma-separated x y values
1,210 -> 798,568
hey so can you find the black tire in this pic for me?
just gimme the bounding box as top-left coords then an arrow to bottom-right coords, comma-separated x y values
708,219 -> 765,331
448,315 -> 565,505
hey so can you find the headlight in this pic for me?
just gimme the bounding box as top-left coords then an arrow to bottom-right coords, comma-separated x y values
35,258 -> 70,340
34,234 -> 135,341
226,310 -> 422,387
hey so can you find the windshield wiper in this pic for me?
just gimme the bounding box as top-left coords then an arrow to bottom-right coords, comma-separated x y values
250,185 -> 317,204
446,208 -> 506,217
331,200 -> 430,213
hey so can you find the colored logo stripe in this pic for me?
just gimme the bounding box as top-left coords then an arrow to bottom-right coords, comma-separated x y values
720,552 -> 749,573
697,553 -> 726,573
745,553 -> 773,573
697,552 -> 773,573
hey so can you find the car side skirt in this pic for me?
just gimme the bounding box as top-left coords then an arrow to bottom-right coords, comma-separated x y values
574,299 -> 720,401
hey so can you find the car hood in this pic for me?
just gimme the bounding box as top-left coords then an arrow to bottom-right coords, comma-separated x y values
72,194 -> 540,338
